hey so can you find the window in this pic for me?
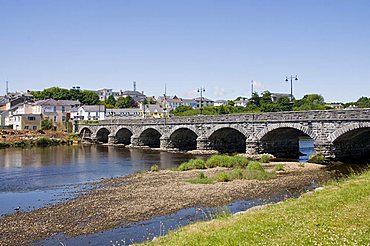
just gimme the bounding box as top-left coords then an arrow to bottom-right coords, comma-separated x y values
24,126 -> 29,129
53,106 -> 57,112
62,116 -> 66,122
54,116 -> 57,122
62,106 -> 65,112
28,116 -> 36,121
33,125 -> 37,130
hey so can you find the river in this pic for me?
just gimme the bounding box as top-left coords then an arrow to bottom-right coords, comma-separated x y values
1,143 -> 366,245
0,145 -> 193,215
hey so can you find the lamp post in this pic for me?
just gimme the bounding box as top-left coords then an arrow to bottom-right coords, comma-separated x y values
285,75 -> 298,101
197,87 -> 205,115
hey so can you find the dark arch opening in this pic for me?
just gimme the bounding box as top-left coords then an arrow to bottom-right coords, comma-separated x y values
139,128 -> 161,148
259,127 -> 314,159
96,128 -> 110,143
209,128 -> 246,153
80,127 -> 92,138
169,128 -> 198,151
333,127 -> 370,162
116,128 -> 133,145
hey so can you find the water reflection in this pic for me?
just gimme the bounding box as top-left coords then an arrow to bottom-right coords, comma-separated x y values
0,145 -> 193,215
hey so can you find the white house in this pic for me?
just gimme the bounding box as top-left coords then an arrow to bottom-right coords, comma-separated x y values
234,98 -> 249,107
214,100 -> 228,106
71,105 -> 106,121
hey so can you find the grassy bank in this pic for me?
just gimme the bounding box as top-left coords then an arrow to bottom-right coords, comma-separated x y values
0,135 -> 77,148
142,168 -> 370,245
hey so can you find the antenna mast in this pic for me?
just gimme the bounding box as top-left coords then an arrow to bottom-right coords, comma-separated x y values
133,81 -> 136,91
6,81 -> 9,95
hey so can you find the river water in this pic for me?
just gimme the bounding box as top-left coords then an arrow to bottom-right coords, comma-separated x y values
2,143 -> 364,245
0,145 -> 193,215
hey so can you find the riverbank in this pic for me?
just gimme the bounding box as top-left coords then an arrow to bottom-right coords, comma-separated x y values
0,162 -> 334,246
0,129 -> 76,148
142,168 -> 370,246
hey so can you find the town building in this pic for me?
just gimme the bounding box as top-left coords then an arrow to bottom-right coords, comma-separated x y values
270,93 -> 294,102
193,97 -> 214,108
71,105 -> 105,121
234,98 -> 249,107
213,100 -> 228,107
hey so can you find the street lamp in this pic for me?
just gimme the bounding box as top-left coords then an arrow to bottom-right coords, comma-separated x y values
197,87 -> 206,115
285,75 -> 298,101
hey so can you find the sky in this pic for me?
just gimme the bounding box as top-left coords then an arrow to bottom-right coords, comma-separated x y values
0,0 -> 369,102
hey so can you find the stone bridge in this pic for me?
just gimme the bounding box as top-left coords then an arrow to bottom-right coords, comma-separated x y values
76,109 -> 370,162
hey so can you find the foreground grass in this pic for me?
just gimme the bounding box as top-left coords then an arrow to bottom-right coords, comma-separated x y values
142,169 -> 370,245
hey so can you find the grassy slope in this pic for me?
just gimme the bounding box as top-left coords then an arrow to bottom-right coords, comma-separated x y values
143,169 -> 370,246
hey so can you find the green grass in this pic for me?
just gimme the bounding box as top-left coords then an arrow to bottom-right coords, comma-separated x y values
308,152 -> 327,164
259,154 -> 271,163
178,155 -> 249,171
188,172 -> 214,184
150,164 -> 159,172
177,159 -> 206,171
142,169 -> 370,246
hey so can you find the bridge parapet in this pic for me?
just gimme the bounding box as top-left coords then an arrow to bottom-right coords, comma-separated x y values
76,109 -> 370,162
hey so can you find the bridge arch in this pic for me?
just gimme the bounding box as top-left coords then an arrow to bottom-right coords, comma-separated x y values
256,123 -> 316,159
168,128 -> 198,151
96,127 -> 110,143
138,128 -> 162,148
115,128 -> 133,145
208,127 -> 247,153
329,122 -> 370,161
79,127 -> 93,138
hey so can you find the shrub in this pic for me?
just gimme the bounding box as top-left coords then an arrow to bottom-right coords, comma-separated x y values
215,172 -> 231,182
35,137 -> 51,147
205,155 -> 249,168
178,159 -> 206,171
206,155 -> 233,168
188,172 -> 214,184
247,161 -> 265,172
150,164 -> 159,172
259,154 -> 271,163
274,164 -> 285,172
41,119 -> 54,130
230,168 -> 244,180
308,153 -> 326,164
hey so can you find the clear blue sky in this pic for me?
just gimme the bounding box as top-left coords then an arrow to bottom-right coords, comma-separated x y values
1,0 -> 369,102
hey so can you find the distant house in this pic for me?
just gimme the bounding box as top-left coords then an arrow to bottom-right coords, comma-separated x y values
72,105 -> 105,121
33,99 -> 81,129
140,104 -> 167,118
270,93 -> 293,102
121,90 -> 147,103
234,98 -> 249,107
329,103 -> 344,109
214,100 -> 228,107
95,88 -> 113,101
159,96 -> 183,110
13,114 -> 42,131
193,97 -> 214,108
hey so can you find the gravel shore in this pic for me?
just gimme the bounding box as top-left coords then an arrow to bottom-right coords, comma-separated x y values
0,162 -> 333,246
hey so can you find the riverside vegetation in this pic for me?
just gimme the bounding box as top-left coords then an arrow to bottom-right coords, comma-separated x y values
141,168 -> 370,246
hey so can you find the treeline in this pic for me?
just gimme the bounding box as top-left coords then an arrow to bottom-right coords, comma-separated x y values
172,91 -> 331,116
31,87 -> 100,105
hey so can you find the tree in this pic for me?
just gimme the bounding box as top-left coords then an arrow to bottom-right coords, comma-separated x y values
248,92 -> 260,107
105,95 -> 116,106
41,119 -> 54,130
276,96 -> 293,111
115,96 -> 136,108
294,94 -> 326,111
356,97 -> 370,108
80,90 -> 100,105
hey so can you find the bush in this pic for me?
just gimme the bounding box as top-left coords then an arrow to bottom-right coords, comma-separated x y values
247,161 -> 265,172
230,168 -> 244,180
35,137 -> 51,146
215,172 -> 231,182
205,155 -> 249,168
274,164 -> 285,172
178,159 -> 206,171
188,172 -> 214,184
308,153 -> 326,164
259,154 -> 271,163
41,119 -> 54,130
150,164 -> 159,172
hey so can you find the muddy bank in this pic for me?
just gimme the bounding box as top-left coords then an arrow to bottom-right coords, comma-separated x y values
0,163 -> 333,246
